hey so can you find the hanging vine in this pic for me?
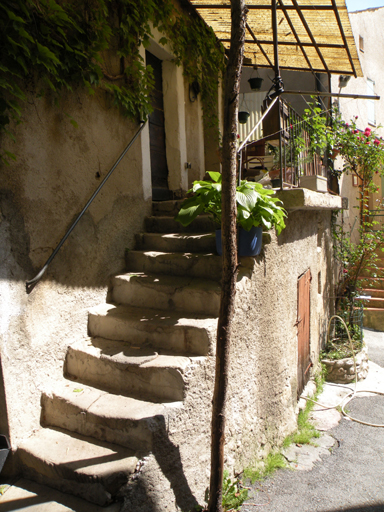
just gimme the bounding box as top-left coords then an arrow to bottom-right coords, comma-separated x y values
0,0 -> 225,163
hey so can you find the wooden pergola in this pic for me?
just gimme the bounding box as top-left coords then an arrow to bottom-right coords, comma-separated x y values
188,0 -> 362,78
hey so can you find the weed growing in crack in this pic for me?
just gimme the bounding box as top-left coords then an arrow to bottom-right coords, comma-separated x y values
243,452 -> 287,484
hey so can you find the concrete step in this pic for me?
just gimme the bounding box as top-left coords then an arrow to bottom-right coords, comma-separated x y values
18,427 -> 137,506
152,199 -> 185,217
88,303 -> 216,355
41,379 -> 179,453
125,250 -> 222,280
363,308 -> 384,330
145,215 -> 216,234
111,273 -> 221,316
65,337 -> 194,402
135,232 -> 216,253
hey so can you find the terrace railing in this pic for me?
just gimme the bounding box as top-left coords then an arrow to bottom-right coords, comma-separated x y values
240,97 -> 328,190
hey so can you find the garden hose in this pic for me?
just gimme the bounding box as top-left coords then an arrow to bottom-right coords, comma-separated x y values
303,315 -> 384,428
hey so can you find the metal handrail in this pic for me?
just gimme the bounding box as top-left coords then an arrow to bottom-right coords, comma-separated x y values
26,119 -> 148,294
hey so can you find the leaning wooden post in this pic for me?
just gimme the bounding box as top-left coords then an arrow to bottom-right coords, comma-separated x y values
207,1 -> 247,511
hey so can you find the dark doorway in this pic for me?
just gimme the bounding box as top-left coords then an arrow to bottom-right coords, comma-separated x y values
146,51 -> 171,201
297,269 -> 312,398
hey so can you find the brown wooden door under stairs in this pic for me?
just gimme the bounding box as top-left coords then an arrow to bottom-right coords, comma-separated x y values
146,51 -> 171,201
297,269 -> 312,398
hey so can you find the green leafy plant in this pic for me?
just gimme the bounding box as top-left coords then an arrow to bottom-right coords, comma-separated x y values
175,171 -> 287,234
243,452 -> 287,484
321,316 -> 364,361
196,472 -> 248,512
0,0 -> 225,163
333,114 -> 384,184
222,471 -> 248,511
333,202 -> 384,319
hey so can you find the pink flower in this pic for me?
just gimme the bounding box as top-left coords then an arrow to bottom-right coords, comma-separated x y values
346,123 -> 349,128
364,127 -> 371,136
355,116 -> 358,119
343,269 -> 348,274
353,130 -> 359,134
374,139 -> 380,145
290,124 -> 293,130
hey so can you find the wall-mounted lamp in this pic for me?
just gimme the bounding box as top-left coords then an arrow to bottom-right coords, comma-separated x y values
338,75 -> 351,89
189,81 -> 201,102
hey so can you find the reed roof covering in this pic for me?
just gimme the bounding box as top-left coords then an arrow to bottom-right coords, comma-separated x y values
188,0 -> 362,76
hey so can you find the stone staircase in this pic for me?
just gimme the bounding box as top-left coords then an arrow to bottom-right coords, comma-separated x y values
360,245 -> 384,330
17,200 -> 220,508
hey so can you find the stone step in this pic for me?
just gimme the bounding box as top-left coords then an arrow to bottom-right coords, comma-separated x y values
65,337 -> 194,402
135,232 -> 216,253
88,303 -> 216,355
18,427 -> 137,506
359,277 -> 384,290
358,267 -> 384,278
0,478 -> 121,512
361,288 -> 384,298
363,308 -> 384,330
111,273 -> 221,317
125,250 -> 222,280
152,199 -> 185,217
359,296 -> 384,309
145,215 -> 216,234
41,379 -> 179,453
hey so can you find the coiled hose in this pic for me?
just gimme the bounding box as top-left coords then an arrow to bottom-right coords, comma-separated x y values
304,315 -> 384,428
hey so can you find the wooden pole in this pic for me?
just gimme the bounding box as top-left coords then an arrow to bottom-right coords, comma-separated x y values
207,1 -> 247,511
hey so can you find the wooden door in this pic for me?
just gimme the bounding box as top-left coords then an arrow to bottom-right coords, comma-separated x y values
146,51 -> 170,201
297,269 -> 312,398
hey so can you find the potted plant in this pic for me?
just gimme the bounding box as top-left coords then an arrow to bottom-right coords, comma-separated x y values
267,143 -> 295,187
175,171 -> 286,256
238,111 -> 250,124
0,435 -> 10,474
248,77 -> 263,91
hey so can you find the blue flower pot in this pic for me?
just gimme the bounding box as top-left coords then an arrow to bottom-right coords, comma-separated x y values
0,435 -> 10,474
215,226 -> 263,257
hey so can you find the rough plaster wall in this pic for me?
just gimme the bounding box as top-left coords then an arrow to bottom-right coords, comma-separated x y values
226,209 -> 334,473
0,86 -> 151,454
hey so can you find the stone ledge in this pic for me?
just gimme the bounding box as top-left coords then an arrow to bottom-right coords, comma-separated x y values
276,188 -> 342,211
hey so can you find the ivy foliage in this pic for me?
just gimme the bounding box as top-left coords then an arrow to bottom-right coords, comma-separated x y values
0,0 -> 225,163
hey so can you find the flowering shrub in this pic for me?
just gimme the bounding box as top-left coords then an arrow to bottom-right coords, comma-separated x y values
333,114 -> 384,188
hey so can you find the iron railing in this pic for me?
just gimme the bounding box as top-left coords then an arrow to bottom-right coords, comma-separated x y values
240,97 -> 328,189
26,119 -> 147,294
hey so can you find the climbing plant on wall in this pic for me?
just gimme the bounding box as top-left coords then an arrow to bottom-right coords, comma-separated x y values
0,0 -> 225,163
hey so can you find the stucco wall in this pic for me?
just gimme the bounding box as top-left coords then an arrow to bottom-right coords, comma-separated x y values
0,85 -> 151,453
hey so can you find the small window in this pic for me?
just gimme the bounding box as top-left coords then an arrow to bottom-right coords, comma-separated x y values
359,35 -> 364,52
367,78 -> 376,125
